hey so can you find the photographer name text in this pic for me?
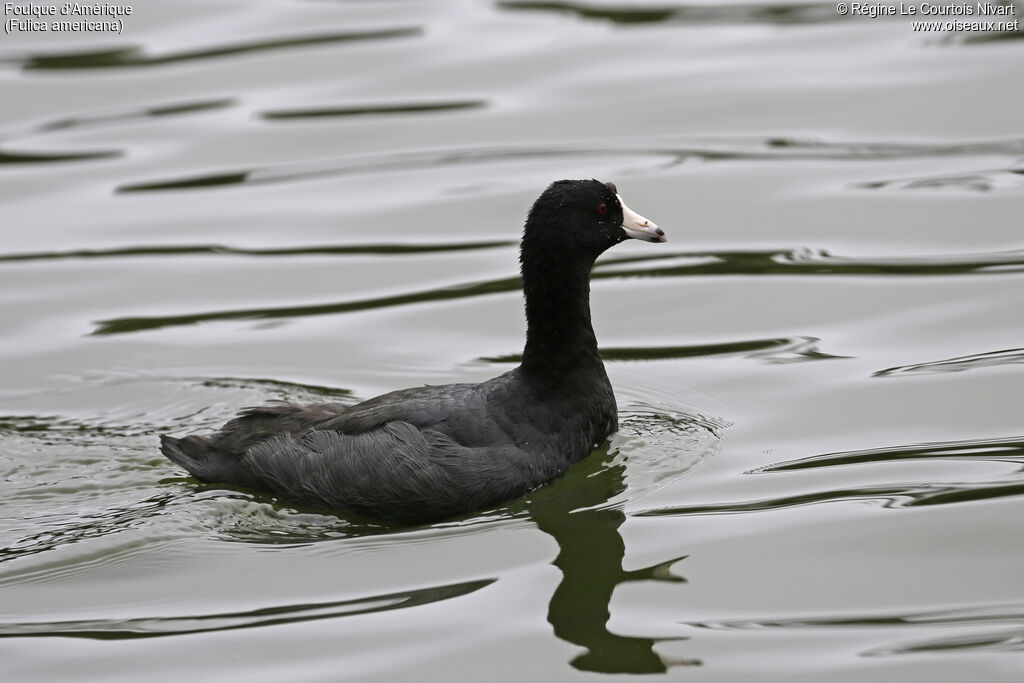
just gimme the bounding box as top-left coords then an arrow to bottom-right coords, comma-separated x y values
835,2 -> 1018,30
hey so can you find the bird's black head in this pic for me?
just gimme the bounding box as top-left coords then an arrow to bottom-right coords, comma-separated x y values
521,179 -> 665,267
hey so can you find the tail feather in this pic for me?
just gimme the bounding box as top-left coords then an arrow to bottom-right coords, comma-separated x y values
160,401 -> 351,492
160,434 -> 257,487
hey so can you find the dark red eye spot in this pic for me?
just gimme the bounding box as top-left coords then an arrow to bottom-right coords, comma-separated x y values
597,203 -> 608,215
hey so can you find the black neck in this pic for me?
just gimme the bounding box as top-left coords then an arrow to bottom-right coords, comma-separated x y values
520,255 -> 603,379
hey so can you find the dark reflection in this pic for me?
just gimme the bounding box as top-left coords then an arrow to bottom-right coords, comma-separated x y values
0,578 -> 493,639
112,137 -> 1024,194
515,449 -> 696,673
0,149 -> 119,164
639,434 -> 1024,518
875,347 -> 1024,377
689,602 -> 1024,657
865,626 -> 1024,656
121,170 -> 250,191
262,100 -> 486,120
116,146 -> 596,193
758,434 -> 1024,472
482,337 -> 791,363
498,0 -> 676,24
40,98 -> 234,132
90,246 -> 1024,336
497,1 -> 846,25
482,335 -> 846,364
90,275 -> 523,335
902,480 -> 1024,507
194,376 -> 355,401
637,485 -> 909,517
855,169 -> 1024,193
592,246 -> 1024,277
638,480 -> 1024,517
0,239 -> 512,264
691,601 -> 1024,630
20,27 -> 421,70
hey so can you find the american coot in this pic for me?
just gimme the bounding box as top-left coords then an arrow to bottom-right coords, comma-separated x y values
161,179 -> 665,524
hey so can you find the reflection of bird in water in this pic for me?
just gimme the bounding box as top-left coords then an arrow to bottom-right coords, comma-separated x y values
527,446 -> 701,673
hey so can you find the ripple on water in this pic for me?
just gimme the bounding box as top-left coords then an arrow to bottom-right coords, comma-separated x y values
636,434 -> 1024,517
496,1 -> 878,25
0,375 -> 363,567
261,100 -> 487,121
756,434 -> 1024,472
686,601 -> 1024,657
611,402 -> 724,502
855,168 -> 1024,193
12,27 -> 423,71
83,245 -> 1024,337
875,347 -> 1024,377
37,98 -> 236,132
0,239 -> 512,265
0,577 -> 494,640
105,136 -> 1024,194
481,335 -> 847,364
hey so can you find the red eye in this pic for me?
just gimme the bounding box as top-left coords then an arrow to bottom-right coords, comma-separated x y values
597,203 -> 608,215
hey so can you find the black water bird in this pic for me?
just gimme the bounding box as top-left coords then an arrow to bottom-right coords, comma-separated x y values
160,179 -> 665,524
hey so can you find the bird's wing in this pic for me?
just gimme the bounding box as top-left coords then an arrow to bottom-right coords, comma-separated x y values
242,421 -> 557,524
317,383 -> 486,435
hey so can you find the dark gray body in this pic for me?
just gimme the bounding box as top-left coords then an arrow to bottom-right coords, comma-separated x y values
161,365 -> 617,524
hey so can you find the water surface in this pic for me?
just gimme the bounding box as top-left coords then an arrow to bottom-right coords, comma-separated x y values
2,1 -> 1023,681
